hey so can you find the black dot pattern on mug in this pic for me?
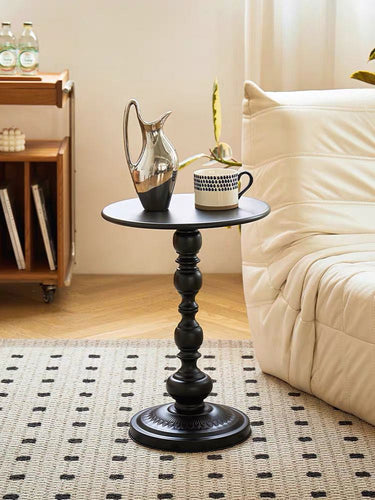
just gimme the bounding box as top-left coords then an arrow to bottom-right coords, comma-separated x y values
194,174 -> 238,192
0,341 -> 374,500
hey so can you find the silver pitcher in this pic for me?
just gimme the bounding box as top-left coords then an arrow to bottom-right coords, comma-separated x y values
123,99 -> 178,211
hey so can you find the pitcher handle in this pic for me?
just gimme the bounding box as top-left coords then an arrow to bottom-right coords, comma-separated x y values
123,99 -> 147,169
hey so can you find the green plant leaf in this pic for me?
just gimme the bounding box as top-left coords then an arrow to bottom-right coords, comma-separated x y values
369,48 -> 375,61
212,78 -> 222,144
178,153 -> 210,170
350,70 -> 375,85
209,148 -> 242,167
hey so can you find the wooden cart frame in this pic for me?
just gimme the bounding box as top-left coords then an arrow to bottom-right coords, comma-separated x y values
0,70 -> 76,302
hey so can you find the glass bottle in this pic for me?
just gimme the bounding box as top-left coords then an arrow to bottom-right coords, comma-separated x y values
18,21 -> 39,75
0,22 -> 17,75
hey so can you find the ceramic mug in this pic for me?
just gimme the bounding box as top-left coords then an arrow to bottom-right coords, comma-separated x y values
194,168 -> 253,210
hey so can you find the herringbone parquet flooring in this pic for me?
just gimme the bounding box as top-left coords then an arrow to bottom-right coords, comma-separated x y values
0,274 -> 250,340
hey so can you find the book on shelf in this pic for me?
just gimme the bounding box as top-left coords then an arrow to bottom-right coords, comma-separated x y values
31,183 -> 57,271
0,185 -> 26,270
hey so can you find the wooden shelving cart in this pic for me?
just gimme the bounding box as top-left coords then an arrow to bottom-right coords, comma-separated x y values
0,70 -> 75,303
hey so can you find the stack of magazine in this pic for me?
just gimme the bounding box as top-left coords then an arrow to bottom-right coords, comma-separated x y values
0,183 -> 56,271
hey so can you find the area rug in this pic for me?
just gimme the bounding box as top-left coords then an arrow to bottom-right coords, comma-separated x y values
0,339 -> 374,500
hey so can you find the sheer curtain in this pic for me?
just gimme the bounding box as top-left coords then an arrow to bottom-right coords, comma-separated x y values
245,0 -> 375,90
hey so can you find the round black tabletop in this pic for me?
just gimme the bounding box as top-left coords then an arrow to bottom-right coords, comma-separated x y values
102,193 -> 270,230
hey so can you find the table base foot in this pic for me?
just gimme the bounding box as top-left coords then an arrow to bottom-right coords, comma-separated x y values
129,402 -> 251,452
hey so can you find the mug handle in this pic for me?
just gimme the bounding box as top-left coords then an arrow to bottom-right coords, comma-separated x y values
238,171 -> 253,198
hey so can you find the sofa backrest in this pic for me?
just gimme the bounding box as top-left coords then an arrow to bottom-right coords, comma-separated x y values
241,82 -> 375,264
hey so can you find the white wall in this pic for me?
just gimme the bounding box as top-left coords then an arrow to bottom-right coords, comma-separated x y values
0,0 -> 245,274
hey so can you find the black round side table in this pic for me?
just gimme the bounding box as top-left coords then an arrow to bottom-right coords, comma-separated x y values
102,193 -> 270,452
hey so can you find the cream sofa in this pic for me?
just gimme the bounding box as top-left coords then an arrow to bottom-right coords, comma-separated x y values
241,81 -> 375,425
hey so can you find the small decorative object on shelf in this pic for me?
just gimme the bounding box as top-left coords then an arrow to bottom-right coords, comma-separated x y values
0,127 -> 25,151
123,99 -> 178,212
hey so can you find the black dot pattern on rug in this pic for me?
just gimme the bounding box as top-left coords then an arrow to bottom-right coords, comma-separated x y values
208,473 -> 223,479
157,495 -> 173,499
109,474 -> 124,480
356,472 -> 371,478
60,474 -> 75,480
106,495 -> 122,499
259,493 -> 276,498
311,492 -> 327,498
208,493 -> 225,499
3,495 -> 19,499
362,492 -> 375,497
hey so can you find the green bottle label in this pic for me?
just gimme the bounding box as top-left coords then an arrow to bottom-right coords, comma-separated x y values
0,48 -> 17,70
19,48 -> 39,71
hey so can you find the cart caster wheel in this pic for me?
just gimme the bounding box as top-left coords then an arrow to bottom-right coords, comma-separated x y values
40,284 -> 56,304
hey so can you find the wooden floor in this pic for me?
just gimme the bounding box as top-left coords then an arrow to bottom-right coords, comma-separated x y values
0,274 -> 250,340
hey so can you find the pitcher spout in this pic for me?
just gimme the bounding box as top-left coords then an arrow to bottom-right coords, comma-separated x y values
157,110 -> 172,129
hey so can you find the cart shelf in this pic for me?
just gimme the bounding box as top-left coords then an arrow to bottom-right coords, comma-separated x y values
0,70 -> 69,107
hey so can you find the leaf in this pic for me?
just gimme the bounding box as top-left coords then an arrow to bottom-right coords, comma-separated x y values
209,148 -> 242,167
369,48 -> 375,61
350,70 -> 375,86
212,78 -> 222,144
178,153 -> 210,170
